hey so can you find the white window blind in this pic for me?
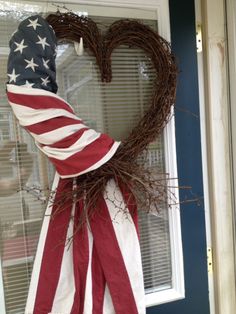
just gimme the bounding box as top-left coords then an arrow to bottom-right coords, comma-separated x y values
0,3 -> 179,313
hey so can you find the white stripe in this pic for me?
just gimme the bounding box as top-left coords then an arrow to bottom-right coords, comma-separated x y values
9,102 -> 80,126
38,129 -> 101,160
7,83 -> 74,111
50,204 -> 75,313
25,173 -> 60,313
83,227 -> 94,314
103,285 -> 115,314
59,141 -> 121,178
31,123 -> 87,145
27,312 -> 69,314
104,179 -> 146,314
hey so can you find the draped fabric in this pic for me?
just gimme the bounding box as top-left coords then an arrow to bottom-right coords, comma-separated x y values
7,85 -> 120,178
6,15 -> 145,314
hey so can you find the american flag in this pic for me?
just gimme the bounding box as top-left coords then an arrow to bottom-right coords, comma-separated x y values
6,15 -> 145,314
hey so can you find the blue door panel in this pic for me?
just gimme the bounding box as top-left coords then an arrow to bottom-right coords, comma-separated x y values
147,1 -> 210,313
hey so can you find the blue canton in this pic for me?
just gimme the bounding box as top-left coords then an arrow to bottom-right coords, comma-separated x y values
7,15 -> 58,93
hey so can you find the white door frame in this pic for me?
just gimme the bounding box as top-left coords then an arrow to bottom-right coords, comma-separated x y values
0,259 -> 6,314
226,0 -> 236,247
200,0 -> 236,313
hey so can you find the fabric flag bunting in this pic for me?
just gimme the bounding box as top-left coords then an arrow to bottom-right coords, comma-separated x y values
6,15 -> 145,314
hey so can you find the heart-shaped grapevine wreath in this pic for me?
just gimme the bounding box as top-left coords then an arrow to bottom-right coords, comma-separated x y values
46,12 -> 178,219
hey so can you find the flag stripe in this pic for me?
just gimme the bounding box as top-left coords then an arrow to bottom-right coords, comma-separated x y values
40,131 -> 100,160
9,102 -> 78,126
48,134 -> 116,176
83,228 -> 94,314
104,180 -> 145,314
71,201 -> 89,314
25,174 -> 60,314
89,196 -> 139,314
103,286 -> 115,314
50,204 -> 75,314
33,179 -> 73,313
7,84 -> 73,109
7,91 -> 74,113
118,182 -> 139,237
58,141 -> 120,178
45,128 -> 94,149
26,117 -> 83,134
33,126 -> 89,147
92,245 -> 106,314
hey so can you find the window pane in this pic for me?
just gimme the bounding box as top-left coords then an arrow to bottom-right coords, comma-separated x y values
0,5 -> 172,313
57,16 -> 172,294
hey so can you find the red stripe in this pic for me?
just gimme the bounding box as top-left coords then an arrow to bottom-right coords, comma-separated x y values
7,91 -> 74,113
33,178 -> 73,313
49,134 -> 115,176
71,201 -> 89,314
118,183 -> 139,237
92,246 -> 106,313
89,197 -> 139,314
26,117 -> 83,134
46,127 -> 89,148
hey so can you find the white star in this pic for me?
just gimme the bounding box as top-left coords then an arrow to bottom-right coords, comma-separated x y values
27,18 -> 42,30
14,39 -> 27,54
8,69 -> 20,83
24,57 -> 39,72
42,58 -> 50,69
41,76 -> 50,87
36,35 -> 50,50
22,80 -> 35,88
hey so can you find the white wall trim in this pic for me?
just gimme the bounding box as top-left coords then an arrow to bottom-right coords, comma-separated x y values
201,0 -> 236,313
0,260 -> 6,314
195,1 -> 215,313
226,0 -> 236,257
145,287 -> 184,307
163,109 -> 185,303
0,0 -> 171,40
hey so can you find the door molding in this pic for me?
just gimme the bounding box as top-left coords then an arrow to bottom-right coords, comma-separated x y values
201,0 -> 236,313
226,0 -> 236,254
0,259 -> 6,314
